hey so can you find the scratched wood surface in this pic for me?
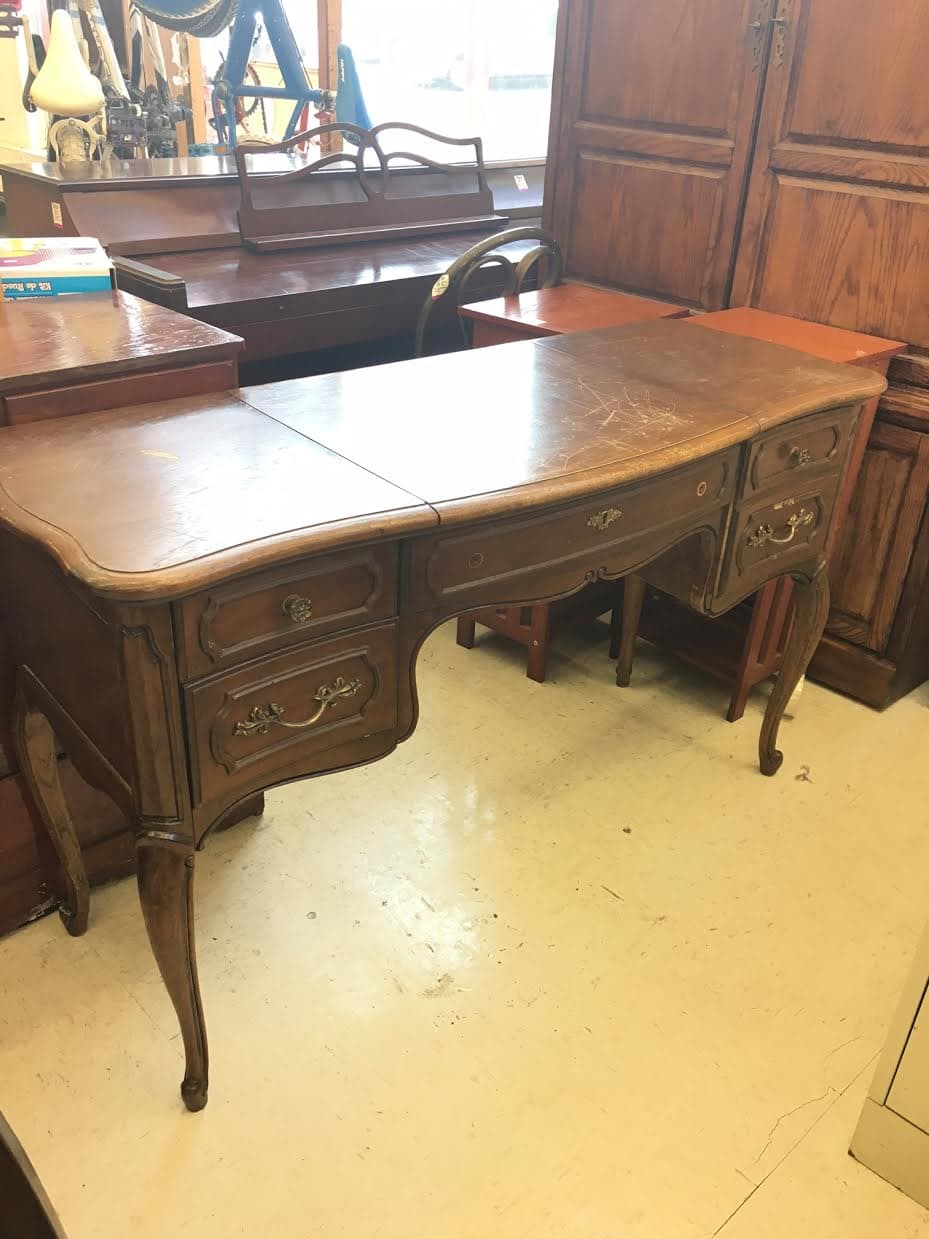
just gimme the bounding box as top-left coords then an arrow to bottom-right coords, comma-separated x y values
0,398 -> 433,599
0,321 -> 884,596
242,319 -> 884,521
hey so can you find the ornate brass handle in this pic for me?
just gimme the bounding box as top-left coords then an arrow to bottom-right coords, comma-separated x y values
587,507 -> 623,532
233,675 -> 362,737
747,508 -> 814,549
282,595 -> 313,623
788,446 -> 813,467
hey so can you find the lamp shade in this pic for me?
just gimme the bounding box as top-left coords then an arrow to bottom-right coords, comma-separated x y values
30,9 -> 104,116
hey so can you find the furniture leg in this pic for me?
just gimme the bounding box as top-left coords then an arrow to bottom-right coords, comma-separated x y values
614,575 -> 646,686
136,832 -> 209,1112
526,605 -> 552,683
12,680 -> 89,937
725,582 -> 776,722
759,561 -> 830,777
456,615 -> 476,649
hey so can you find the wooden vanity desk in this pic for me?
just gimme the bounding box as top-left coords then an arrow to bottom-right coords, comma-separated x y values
0,320 -> 884,1109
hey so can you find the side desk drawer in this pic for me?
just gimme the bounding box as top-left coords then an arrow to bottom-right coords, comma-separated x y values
177,544 -> 398,678
185,622 -> 398,805
741,407 -> 855,497
720,484 -> 837,603
410,451 -> 737,609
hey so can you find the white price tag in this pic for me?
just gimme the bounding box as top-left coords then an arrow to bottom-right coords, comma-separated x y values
513,173 -> 529,192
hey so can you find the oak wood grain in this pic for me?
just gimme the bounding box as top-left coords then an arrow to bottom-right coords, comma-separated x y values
544,0 -> 774,308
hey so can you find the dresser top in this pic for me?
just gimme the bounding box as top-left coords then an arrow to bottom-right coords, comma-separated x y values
0,319 -> 885,599
0,290 -> 242,397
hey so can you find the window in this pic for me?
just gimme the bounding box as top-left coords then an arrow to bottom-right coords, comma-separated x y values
196,0 -> 558,162
342,0 -> 558,162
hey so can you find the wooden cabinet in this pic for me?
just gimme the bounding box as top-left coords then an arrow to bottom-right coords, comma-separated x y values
731,0 -> 929,347
544,0 -> 774,308
545,0 -> 929,706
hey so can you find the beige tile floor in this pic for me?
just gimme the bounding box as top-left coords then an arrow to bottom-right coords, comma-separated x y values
2,619 -> 929,1238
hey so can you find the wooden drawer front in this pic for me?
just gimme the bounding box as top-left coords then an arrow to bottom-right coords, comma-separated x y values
2,360 -> 238,426
742,407 -> 854,497
411,451 -> 737,608
186,623 -> 398,805
178,544 -> 398,678
721,485 -> 836,602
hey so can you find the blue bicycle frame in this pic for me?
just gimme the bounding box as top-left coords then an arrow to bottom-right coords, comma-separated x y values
211,0 -> 327,148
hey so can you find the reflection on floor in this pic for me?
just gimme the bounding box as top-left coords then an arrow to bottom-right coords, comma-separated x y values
1,620 -> 928,1239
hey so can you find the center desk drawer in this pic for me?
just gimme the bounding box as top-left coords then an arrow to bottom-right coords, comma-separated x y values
177,544 -> 398,678
185,622 -> 398,806
409,451 -> 737,609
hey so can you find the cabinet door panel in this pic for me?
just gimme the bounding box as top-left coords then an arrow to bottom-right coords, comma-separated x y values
732,0 -> 929,345
826,422 -> 929,652
545,0 -> 773,309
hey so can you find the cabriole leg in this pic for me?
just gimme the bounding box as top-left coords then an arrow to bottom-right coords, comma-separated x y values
136,832 -> 209,1111
759,562 -> 830,777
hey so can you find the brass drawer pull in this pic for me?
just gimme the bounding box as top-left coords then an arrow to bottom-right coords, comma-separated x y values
747,508 -> 814,549
233,675 -> 362,737
788,446 -> 813,467
282,594 -> 313,623
587,507 -> 622,531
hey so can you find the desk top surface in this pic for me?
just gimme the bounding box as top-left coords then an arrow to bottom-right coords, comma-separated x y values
137,232 -> 540,311
0,291 -> 242,396
0,320 -> 885,600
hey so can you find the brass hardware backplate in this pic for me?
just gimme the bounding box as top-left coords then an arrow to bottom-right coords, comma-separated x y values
233,675 -> 362,737
282,594 -> 313,623
587,507 -> 623,532
747,507 -> 814,549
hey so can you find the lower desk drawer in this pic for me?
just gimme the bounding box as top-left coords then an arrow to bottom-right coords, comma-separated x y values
185,622 -> 398,805
718,483 -> 837,605
409,451 -> 737,610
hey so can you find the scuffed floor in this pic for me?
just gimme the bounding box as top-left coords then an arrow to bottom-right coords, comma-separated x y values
1,619 -> 928,1238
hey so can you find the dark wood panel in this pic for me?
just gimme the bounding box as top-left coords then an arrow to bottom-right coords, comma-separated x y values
565,153 -> 728,305
734,177 -> 929,343
732,0 -> 929,347
545,0 -> 773,308
826,420 -> 929,652
580,0 -> 760,134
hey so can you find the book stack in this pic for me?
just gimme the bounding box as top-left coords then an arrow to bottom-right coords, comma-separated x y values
0,237 -> 114,300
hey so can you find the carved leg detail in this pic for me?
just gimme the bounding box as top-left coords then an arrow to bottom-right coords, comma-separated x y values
12,681 -> 89,936
136,834 -> 209,1112
615,575 -> 646,687
759,562 -> 830,777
